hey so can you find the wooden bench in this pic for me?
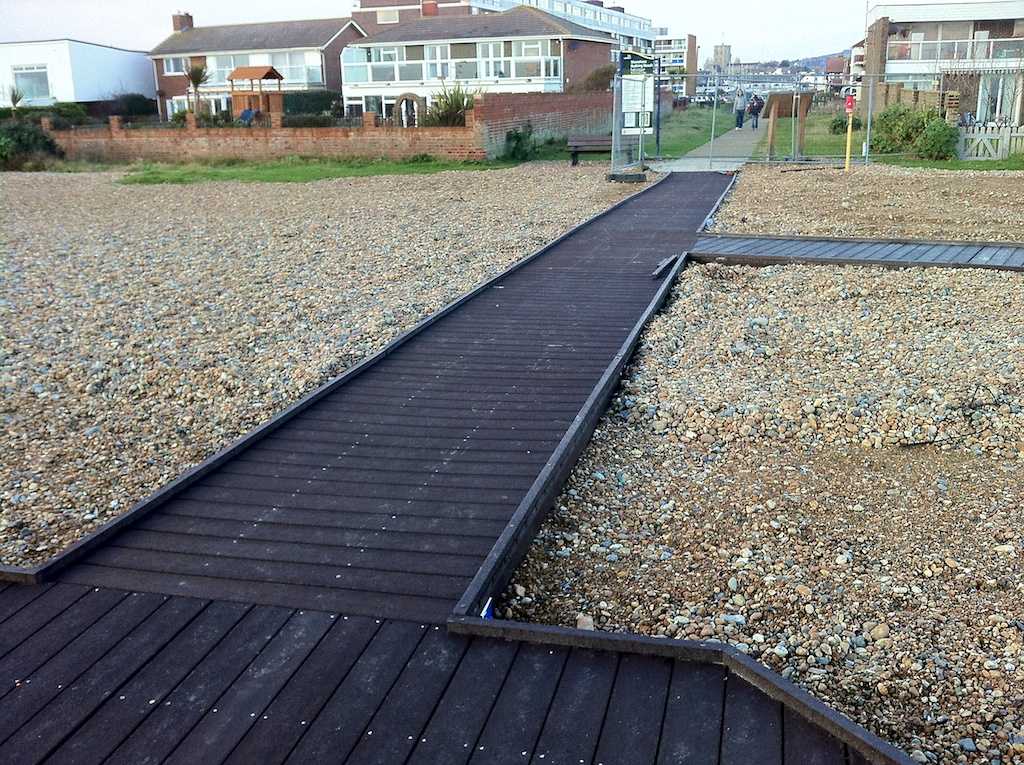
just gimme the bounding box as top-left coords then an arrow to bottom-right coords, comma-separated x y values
567,134 -> 640,165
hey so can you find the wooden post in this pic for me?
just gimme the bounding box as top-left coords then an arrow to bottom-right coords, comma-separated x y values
765,100 -> 778,159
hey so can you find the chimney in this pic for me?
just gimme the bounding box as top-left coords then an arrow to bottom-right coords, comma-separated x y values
173,12 -> 194,32
421,0 -> 438,16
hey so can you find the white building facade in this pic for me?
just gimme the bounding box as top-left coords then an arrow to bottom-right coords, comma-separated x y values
1,39 -> 154,107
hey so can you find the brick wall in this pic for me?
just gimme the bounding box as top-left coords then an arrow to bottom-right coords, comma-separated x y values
43,91 -> 614,162
476,91 -> 613,157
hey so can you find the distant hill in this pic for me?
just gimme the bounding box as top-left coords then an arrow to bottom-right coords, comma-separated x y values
798,51 -> 852,69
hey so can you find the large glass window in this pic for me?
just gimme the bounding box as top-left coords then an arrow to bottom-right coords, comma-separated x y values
13,65 -> 49,100
271,52 -> 320,83
478,41 -> 511,78
425,45 -> 450,79
210,54 -> 249,84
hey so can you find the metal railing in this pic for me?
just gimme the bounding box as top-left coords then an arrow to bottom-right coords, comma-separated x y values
887,37 -> 1024,64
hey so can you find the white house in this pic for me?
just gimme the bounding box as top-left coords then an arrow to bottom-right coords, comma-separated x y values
865,0 -> 1024,124
0,39 -> 155,107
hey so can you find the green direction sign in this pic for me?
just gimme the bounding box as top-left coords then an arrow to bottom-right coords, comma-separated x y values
620,50 -> 655,76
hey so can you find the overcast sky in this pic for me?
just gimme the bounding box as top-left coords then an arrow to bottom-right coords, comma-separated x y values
0,0 -> 983,62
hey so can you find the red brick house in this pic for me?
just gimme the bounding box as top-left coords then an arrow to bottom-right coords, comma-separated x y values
148,13 -> 365,121
340,6 -> 616,119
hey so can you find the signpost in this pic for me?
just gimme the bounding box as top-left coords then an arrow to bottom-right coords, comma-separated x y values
844,94 -> 856,172
619,51 -> 655,163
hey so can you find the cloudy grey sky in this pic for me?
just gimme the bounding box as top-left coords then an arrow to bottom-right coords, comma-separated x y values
0,0 -> 964,62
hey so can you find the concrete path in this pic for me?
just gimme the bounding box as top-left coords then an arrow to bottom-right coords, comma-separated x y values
648,111 -> 764,172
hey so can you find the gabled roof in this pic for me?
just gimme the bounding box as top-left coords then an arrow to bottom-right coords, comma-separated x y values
149,18 -> 359,57
356,6 -> 615,46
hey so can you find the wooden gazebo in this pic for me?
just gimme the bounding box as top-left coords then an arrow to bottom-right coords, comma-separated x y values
226,66 -> 285,121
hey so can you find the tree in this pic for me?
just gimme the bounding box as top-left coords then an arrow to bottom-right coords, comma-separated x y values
185,63 -> 210,114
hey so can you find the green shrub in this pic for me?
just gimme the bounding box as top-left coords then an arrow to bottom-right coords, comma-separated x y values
503,124 -> 538,160
0,121 -> 63,168
283,89 -> 339,115
915,118 -> 959,160
109,93 -> 156,117
871,104 -> 936,154
282,114 -> 334,128
567,64 -> 617,92
422,81 -> 475,127
828,114 -> 863,134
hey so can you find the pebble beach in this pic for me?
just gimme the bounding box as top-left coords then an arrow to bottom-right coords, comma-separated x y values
3,161 -> 1024,763
505,164 -> 1024,764
1,165 -> 647,566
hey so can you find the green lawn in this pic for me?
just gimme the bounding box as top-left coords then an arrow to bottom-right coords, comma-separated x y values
753,113 -> 869,160
116,154 -> 520,184
652,105 -> 736,157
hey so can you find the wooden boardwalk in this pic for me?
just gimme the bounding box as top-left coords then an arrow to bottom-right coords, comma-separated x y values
691,233 -> 1024,269
0,174 -> 915,765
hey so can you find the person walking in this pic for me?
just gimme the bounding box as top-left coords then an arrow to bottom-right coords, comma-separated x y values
749,94 -> 764,129
733,89 -> 746,130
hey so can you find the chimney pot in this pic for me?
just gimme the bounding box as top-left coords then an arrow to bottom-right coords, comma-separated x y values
421,0 -> 438,17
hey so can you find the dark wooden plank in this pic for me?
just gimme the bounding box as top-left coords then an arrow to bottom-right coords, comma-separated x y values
720,673 -> 784,765
406,637 -> 520,765
220,439 -> 550,468
232,449 -> 543,478
987,246 -> 1018,267
1004,247 -> 1024,268
530,647 -> 619,764
468,643 -> 569,764
197,472 -> 523,507
157,498 -> 508,538
134,512 -> 499,556
44,600 -> 251,765
783,706 -> 848,765
0,583 -> 89,659
344,627 -> 469,764
170,484 -> 520,520
163,609 -> 336,765
594,652 -> 673,765
966,245 -> 996,265
224,614 -> 381,765
59,564 -> 455,623
0,586 -> 127,699
0,582 -> 53,625
112,528 -> 484,577
0,596 -> 206,764
214,460 -> 539,492
101,605 -> 293,765
284,620 -> 427,764
0,591 -> 166,743
657,661 -> 727,765
71,547 -> 470,600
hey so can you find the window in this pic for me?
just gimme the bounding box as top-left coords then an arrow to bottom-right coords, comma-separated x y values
376,9 -> 399,24
425,45 -> 450,79
13,65 -> 50,100
163,57 -> 188,74
513,39 -> 549,57
371,47 -> 403,63
271,51 -> 320,83
210,54 -> 249,84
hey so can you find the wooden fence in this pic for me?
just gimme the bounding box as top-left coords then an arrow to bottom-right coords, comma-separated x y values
958,124 -> 1024,159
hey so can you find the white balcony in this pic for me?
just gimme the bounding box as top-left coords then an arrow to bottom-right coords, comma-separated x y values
887,37 -> 1024,72
343,55 -> 562,90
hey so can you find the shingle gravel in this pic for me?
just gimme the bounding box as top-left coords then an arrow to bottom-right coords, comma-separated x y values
504,164 -> 1024,765
0,164 -> 647,566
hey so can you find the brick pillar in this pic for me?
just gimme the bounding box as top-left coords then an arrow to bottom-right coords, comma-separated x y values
109,116 -> 123,132
185,113 -> 197,131
40,117 -> 54,133
363,111 -> 377,129
271,112 -> 284,128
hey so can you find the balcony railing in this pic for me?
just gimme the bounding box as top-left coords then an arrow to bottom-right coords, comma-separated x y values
887,37 -> 1024,64
343,56 -> 561,85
